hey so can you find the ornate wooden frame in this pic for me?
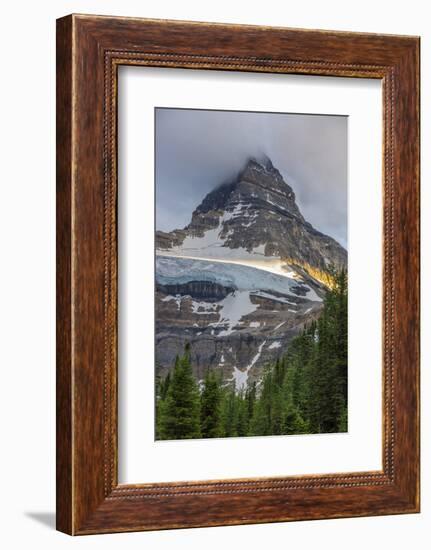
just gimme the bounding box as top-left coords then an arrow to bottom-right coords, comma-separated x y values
56,14 -> 420,534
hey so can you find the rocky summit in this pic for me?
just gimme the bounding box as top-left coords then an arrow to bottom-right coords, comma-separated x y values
155,156 -> 347,391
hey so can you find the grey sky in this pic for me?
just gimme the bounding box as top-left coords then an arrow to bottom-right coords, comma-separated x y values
155,108 -> 347,248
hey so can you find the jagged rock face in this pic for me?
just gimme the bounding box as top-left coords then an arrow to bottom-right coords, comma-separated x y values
156,157 -> 347,280
155,157 -> 347,390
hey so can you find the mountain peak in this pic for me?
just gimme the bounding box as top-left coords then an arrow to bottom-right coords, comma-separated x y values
242,155 -> 280,179
192,156 -> 300,222
156,155 -> 347,282
237,156 -> 301,216
245,154 -> 275,172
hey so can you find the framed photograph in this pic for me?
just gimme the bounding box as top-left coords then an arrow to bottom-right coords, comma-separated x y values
56,14 -> 420,534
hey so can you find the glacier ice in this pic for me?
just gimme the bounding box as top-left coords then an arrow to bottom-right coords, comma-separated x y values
156,255 -> 322,302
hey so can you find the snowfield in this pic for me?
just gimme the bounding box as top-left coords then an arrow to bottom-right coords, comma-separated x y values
156,209 -> 311,281
211,290 -> 259,337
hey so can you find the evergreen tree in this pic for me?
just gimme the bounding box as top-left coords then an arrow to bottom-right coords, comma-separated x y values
246,382 -> 257,428
308,269 -> 348,433
338,405 -> 348,432
283,402 -> 308,434
158,346 -> 201,440
220,389 -> 239,437
249,366 -> 273,435
200,370 -> 222,438
236,392 -> 249,437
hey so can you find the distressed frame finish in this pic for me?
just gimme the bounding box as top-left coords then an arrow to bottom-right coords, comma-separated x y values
56,14 -> 420,535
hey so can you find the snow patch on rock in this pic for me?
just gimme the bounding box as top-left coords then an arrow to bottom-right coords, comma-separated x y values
232,340 -> 267,391
268,341 -> 282,350
213,291 -> 259,337
161,294 -> 183,310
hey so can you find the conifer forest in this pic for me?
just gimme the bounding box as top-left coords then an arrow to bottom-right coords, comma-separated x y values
156,269 -> 347,440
